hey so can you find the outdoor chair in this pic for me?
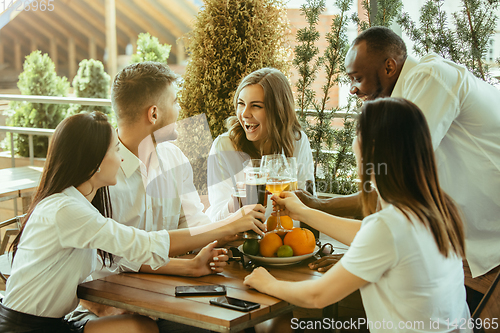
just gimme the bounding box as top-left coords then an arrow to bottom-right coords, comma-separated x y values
472,269 -> 500,333
0,215 -> 24,255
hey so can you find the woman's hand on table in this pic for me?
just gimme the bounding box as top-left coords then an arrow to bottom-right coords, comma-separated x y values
243,267 -> 276,293
271,192 -> 310,221
192,240 -> 229,276
308,254 -> 344,272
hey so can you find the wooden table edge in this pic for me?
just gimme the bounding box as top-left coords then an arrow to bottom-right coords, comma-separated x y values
79,293 -> 296,333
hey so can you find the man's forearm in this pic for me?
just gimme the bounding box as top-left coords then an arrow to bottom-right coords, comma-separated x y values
139,258 -> 197,277
317,192 -> 362,218
315,191 -> 379,219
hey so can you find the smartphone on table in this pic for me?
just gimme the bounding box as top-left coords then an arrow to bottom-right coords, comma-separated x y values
175,285 -> 226,297
210,296 -> 260,312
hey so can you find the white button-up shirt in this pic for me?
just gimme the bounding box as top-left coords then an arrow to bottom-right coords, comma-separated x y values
3,186 -> 171,318
391,53 -> 500,277
99,140 -> 211,274
206,131 -> 315,222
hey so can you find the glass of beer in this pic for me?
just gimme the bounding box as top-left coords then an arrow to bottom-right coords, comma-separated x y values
244,159 -> 267,207
287,157 -> 298,191
261,154 -> 292,236
241,159 -> 267,239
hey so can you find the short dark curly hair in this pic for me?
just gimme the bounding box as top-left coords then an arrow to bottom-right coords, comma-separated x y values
353,26 -> 407,61
111,62 -> 178,124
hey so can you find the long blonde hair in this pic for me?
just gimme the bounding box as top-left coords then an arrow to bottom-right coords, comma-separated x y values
227,68 -> 301,158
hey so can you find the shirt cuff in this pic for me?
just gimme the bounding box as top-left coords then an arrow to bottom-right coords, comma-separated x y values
147,229 -> 171,270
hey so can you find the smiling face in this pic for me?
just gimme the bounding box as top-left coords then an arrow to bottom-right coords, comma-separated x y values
345,41 -> 393,101
237,84 -> 268,148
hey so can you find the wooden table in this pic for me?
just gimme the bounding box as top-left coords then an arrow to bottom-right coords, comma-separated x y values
0,166 -> 43,214
78,237 -> 348,332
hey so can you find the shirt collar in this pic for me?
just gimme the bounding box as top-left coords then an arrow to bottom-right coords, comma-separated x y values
119,140 -> 141,178
391,55 -> 418,98
62,186 -> 94,207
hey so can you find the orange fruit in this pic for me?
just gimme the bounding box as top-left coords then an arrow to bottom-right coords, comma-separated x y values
259,232 -> 283,257
283,228 -> 316,256
266,215 -> 293,232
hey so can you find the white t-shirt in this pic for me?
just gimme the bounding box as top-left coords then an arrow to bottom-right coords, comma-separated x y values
205,131 -> 315,222
391,53 -> 500,277
93,140 -> 211,276
3,186 -> 171,318
341,205 -> 470,333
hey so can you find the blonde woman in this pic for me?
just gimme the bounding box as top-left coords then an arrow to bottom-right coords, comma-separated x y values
206,68 -> 315,222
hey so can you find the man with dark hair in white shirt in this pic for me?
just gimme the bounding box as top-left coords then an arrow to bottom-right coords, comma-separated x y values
298,26 -> 500,309
69,62 -> 265,332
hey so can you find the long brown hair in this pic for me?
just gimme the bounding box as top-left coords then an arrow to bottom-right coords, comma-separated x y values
11,112 -> 114,266
357,98 -> 465,258
227,68 -> 301,158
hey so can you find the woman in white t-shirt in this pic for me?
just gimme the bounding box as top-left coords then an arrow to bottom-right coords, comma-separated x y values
206,68 -> 315,222
0,112 -> 264,333
244,98 -> 471,332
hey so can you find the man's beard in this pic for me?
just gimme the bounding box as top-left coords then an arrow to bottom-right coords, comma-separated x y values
153,122 -> 178,143
367,72 -> 385,100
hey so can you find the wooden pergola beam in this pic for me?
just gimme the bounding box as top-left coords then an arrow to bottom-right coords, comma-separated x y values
158,0 -> 197,30
1,29 -> 29,70
105,0 -> 118,79
130,0 -> 185,38
115,0 -> 174,46
71,0 -> 137,40
43,4 -> 107,50
30,10 -> 91,55
57,1 -> 129,50
15,15 -> 70,63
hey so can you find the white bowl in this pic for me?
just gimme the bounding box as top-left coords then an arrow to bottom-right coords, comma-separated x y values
238,245 -> 320,266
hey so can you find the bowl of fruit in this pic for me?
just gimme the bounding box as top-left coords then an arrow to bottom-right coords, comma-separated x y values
239,216 -> 319,266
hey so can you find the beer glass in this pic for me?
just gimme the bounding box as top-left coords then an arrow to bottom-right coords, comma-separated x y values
261,154 -> 292,236
241,159 -> 267,239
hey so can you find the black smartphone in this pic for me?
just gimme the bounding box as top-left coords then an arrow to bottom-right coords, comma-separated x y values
209,296 -> 260,312
175,285 -> 226,297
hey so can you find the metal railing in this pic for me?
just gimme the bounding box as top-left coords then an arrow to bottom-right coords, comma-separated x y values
0,94 -> 112,167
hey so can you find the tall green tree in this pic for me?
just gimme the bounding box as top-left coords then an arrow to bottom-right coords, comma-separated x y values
6,51 -> 69,157
352,0 -> 403,30
398,0 -> 498,81
294,0 -> 358,194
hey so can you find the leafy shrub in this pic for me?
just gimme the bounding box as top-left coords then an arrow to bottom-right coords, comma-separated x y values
67,59 -> 111,116
6,51 -> 69,157
131,33 -> 171,64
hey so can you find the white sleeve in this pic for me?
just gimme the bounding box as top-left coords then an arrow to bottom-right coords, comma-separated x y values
55,201 -> 170,270
176,150 -> 212,229
401,67 -> 460,150
340,216 -> 397,283
206,138 -> 236,222
296,133 -> 316,194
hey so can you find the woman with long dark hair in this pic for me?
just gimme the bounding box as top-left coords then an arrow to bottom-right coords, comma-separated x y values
1,112 -> 264,333
244,98 -> 470,332
206,68 -> 315,222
